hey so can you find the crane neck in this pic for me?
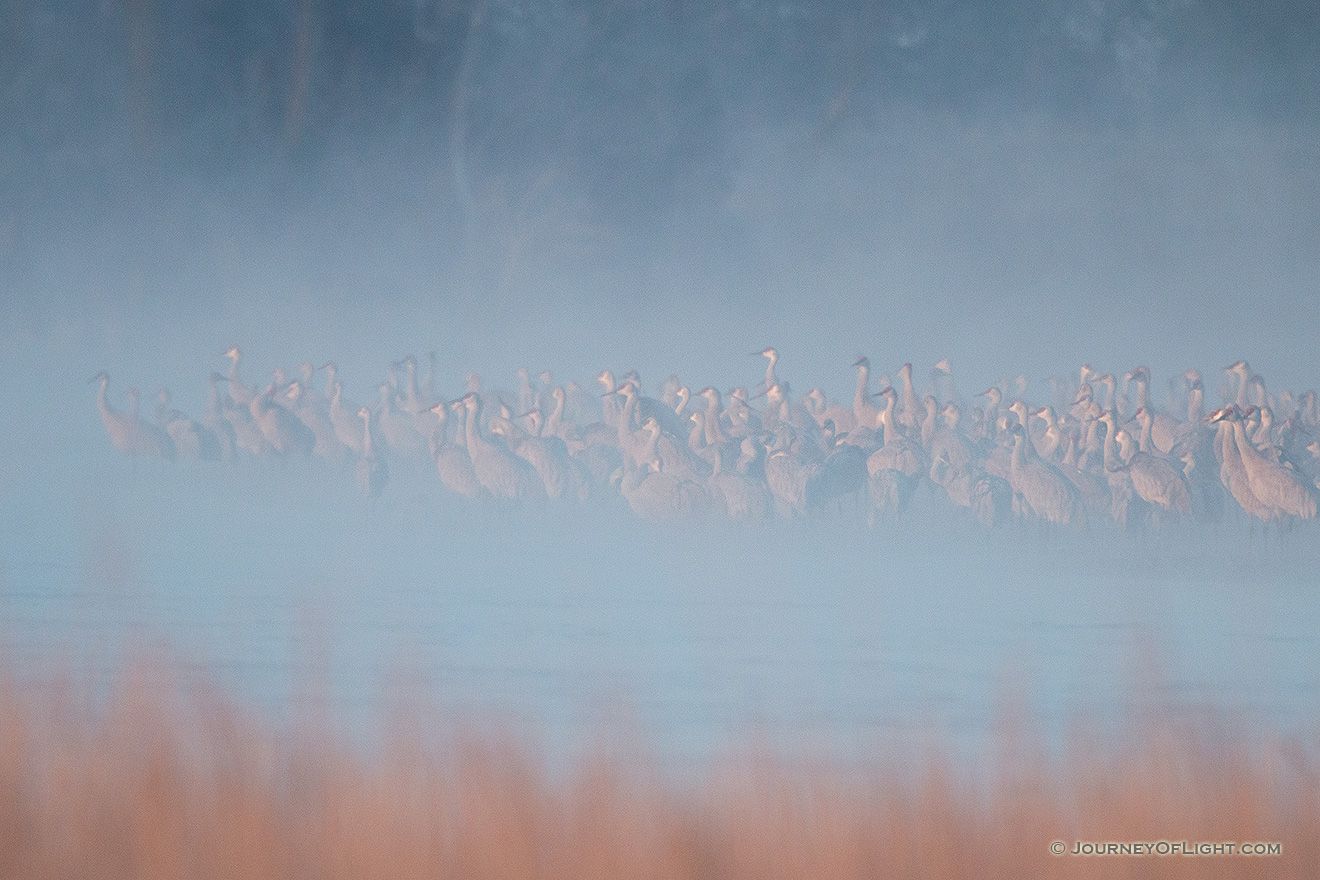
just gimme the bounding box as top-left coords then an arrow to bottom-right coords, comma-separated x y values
1138,414 -> 1154,454
546,393 -> 564,437
688,414 -> 705,451
464,399 -> 486,453
1230,418 -> 1262,467
1101,420 -> 1121,472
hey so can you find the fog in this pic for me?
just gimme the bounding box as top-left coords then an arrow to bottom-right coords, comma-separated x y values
2,0 -> 1318,764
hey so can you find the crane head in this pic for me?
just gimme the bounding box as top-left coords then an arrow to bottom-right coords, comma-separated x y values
852,355 -> 869,368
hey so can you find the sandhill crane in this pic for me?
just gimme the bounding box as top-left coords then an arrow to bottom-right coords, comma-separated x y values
618,378 -> 689,438
222,347 -> 255,406
428,400 -> 484,499
1095,373 -> 1119,416
928,404 -> 973,474
1007,400 -> 1048,458
296,362 -> 325,411
92,373 -> 176,461
1251,405 -> 1276,450
122,388 -> 178,461
661,374 -> 682,410
1206,409 -> 1274,523
202,373 -> 238,460
1123,409 -> 1193,517
852,357 -> 880,431
250,384 -> 315,457
213,374 -> 270,457
919,396 -> 939,451
328,378 -> 364,454
813,422 -> 868,507
687,411 -> 726,474
1097,411 -> 1181,525
756,347 -> 780,392
759,382 -> 817,439
355,407 -> 388,498
618,421 -> 709,520
543,387 -> 582,449
489,412 -> 585,500
697,387 -> 729,446
702,433 -> 770,520
517,367 -> 538,415
1095,416 -> 1141,529
461,393 -> 544,500
973,386 -> 1003,443
1225,361 -> 1256,409
723,387 -> 760,438
804,387 -> 856,433
155,389 -> 222,461
1071,383 -> 1096,424
596,370 -> 622,428
396,355 -> 426,416
867,388 -> 927,479
673,385 -> 692,420
896,363 -> 921,430
286,381 -> 346,462
1007,423 -> 1078,525
1055,430 -> 1111,519
932,358 -> 961,407
1125,367 -> 1178,453
1032,406 -> 1062,460
763,433 -> 823,517
375,383 -> 428,462
1223,407 -> 1316,520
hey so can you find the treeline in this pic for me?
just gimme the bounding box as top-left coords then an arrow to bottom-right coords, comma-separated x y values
1,0 -> 1317,244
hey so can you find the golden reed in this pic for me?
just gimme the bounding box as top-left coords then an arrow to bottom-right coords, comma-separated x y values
1,656 -> 1316,879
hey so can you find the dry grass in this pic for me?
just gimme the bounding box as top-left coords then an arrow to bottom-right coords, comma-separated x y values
0,657 -> 1316,879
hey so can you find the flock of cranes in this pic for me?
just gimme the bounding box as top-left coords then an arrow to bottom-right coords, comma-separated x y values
93,349 -> 1320,530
